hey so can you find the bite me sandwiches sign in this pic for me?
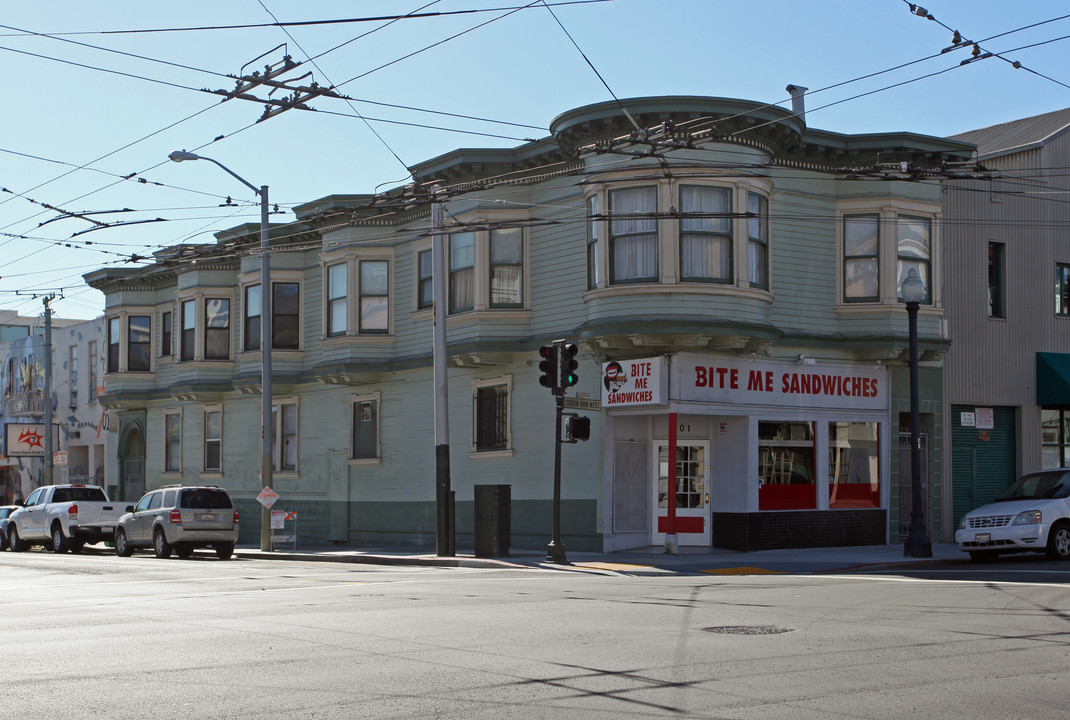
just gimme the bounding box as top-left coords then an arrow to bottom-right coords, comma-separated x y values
674,353 -> 887,410
601,354 -> 888,411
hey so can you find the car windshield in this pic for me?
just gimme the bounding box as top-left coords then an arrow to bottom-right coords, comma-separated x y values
995,472 -> 1070,501
180,489 -> 232,510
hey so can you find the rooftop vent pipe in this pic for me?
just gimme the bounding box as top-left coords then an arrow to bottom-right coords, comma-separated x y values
786,84 -> 808,124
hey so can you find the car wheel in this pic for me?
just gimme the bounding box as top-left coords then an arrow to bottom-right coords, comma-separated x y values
968,550 -> 999,563
8,525 -> 27,552
215,542 -> 234,560
0,531 -> 7,552
115,529 -> 133,557
1047,521 -> 1070,560
153,529 -> 172,559
175,546 -> 193,559
51,525 -> 69,553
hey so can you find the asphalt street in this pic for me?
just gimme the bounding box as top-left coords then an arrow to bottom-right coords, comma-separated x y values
3,548 -> 1069,719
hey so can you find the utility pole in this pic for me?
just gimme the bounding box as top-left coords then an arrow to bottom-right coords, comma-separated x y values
42,295 -> 54,486
432,188 -> 454,557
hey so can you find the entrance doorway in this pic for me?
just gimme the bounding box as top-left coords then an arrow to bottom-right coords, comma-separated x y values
120,428 -> 145,502
652,441 -> 711,546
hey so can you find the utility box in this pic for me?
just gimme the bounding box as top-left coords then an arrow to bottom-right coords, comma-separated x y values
473,484 -> 511,558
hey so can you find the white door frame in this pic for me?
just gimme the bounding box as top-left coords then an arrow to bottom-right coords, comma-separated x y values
651,440 -> 711,546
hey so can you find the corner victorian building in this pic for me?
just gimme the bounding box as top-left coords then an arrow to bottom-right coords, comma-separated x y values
85,95 -> 975,551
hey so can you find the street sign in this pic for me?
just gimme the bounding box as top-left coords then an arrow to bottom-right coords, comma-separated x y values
562,397 -> 601,411
257,486 -> 280,509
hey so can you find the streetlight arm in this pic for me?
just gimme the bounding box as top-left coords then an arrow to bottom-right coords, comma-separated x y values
168,150 -> 260,196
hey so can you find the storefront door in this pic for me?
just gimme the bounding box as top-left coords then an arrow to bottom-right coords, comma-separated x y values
652,441 -> 711,546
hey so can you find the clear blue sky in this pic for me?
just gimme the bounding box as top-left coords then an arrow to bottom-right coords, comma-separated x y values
2,0 -> 1068,320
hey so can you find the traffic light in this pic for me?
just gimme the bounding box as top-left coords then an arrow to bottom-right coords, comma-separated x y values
566,415 -> 591,442
559,343 -> 579,388
538,345 -> 558,389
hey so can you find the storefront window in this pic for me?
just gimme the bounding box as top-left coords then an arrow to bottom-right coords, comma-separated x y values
828,422 -> 880,508
758,421 -> 815,510
1041,409 -> 1070,469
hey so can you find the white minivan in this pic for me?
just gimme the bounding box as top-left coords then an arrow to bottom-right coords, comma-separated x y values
955,469 -> 1070,562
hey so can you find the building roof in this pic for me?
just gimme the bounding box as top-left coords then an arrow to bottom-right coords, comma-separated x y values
950,106 -> 1070,159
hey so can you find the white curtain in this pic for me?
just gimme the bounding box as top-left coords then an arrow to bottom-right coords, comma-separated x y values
680,186 -> 730,280
611,187 -> 658,281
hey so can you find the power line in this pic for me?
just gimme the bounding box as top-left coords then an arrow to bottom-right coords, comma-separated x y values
1,2 -> 613,36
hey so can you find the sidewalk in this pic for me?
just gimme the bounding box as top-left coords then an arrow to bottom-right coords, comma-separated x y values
234,541 -> 966,575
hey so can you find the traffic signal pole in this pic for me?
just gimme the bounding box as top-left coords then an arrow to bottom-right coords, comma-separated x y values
547,388 -> 567,564
539,340 -> 576,564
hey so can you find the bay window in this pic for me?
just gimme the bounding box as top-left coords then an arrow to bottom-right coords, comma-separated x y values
128,316 -> 151,371
107,317 -> 120,372
326,262 -> 347,336
843,215 -> 879,302
242,280 -> 301,351
609,186 -> 658,284
586,195 -> 599,289
489,228 -> 523,308
449,232 -> 475,312
417,250 -> 434,310
747,192 -> 769,289
679,185 -> 731,283
273,282 -> 300,349
244,285 -> 261,350
359,260 -> 389,333
204,299 -> 231,360
897,216 -> 931,304
839,202 -> 939,308
161,310 -> 172,357
180,300 -> 195,361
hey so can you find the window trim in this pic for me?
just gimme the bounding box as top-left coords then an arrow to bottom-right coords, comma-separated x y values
1057,263 -> 1070,318
842,213 -> 880,303
349,391 -> 382,465
471,374 -> 513,458
88,340 -> 98,403
422,211 -> 530,317
835,199 -> 941,310
319,249 -> 395,340
678,184 -> 733,285
202,405 -> 223,475
988,241 -> 1006,319
584,177 -> 773,295
68,345 -> 78,408
271,398 -> 299,474
160,308 -> 173,358
238,271 -> 304,352
104,310 -> 154,374
163,408 -> 182,475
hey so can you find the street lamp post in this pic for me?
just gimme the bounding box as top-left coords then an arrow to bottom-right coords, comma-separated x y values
169,150 -> 273,552
901,268 -> 932,558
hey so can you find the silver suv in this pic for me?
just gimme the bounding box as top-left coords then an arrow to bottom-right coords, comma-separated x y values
115,485 -> 239,559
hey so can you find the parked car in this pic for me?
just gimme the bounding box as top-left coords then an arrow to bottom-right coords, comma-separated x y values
0,505 -> 20,550
5,485 -> 129,553
114,485 -> 239,559
955,468 -> 1070,561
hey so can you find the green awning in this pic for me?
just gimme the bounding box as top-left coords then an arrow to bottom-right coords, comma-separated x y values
1036,352 -> 1070,405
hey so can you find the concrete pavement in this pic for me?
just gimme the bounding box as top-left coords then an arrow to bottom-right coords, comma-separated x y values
234,541 -> 967,575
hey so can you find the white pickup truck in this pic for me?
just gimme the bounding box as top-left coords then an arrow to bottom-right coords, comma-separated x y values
7,484 -> 131,553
